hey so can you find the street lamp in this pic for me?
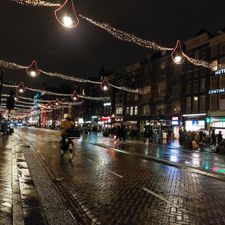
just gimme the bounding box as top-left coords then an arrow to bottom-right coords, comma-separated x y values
27,60 -> 40,78
17,82 -> 25,94
54,0 -> 79,29
171,40 -> 185,64
100,77 -> 110,91
72,91 -> 78,101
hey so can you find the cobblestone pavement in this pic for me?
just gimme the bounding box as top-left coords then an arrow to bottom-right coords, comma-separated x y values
0,134 -> 47,225
19,128 -> 225,225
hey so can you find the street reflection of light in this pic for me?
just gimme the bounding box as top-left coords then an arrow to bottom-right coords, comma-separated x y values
170,155 -> 178,162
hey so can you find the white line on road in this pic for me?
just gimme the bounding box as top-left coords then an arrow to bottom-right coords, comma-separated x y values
142,187 -> 179,208
108,170 -> 123,178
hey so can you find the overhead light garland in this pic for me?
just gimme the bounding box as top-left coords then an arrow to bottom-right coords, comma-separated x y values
11,0 -> 60,7
3,82 -> 111,101
5,1 -> 225,73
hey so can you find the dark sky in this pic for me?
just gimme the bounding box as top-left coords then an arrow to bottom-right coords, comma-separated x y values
0,0 -> 225,90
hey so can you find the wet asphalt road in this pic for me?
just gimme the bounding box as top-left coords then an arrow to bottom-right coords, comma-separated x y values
18,127 -> 225,225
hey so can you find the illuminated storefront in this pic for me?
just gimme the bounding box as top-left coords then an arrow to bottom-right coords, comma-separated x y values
182,113 -> 206,131
206,117 -> 225,137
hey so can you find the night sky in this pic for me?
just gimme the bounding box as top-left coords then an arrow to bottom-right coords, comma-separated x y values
0,0 -> 225,91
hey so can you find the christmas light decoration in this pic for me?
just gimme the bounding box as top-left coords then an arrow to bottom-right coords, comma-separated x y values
79,15 -> 173,52
54,0 -> 79,29
55,98 -> 59,106
17,82 -> 26,93
14,92 -> 19,101
171,40 -> 185,64
72,90 -> 78,101
101,77 -> 110,91
11,0 -> 60,7
27,60 -> 40,77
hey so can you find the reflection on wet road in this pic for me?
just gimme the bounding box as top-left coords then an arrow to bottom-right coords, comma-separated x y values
18,127 -> 225,225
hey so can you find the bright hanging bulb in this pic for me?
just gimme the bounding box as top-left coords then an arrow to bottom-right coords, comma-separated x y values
27,60 -> 40,77
17,82 -> 26,94
14,92 -> 19,101
72,91 -> 78,101
171,40 -> 185,64
55,99 -> 59,106
100,77 -> 110,91
55,0 -> 79,29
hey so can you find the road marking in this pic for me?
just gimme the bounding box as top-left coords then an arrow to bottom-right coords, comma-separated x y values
142,187 -> 179,208
108,170 -> 123,178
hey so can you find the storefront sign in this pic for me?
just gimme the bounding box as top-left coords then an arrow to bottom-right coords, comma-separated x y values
103,102 -> 111,106
208,88 -> 225,95
101,116 -> 111,121
215,68 -> 225,76
172,121 -> 179,126
172,117 -> 179,121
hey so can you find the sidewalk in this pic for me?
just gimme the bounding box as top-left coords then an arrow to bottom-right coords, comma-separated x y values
0,134 -> 47,225
90,134 -> 225,177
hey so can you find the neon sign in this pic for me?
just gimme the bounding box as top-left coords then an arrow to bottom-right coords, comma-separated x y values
215,68 -> 225,76
208,88 -> 225,95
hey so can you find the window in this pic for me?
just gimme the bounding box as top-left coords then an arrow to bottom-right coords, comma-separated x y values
193,68 -> 200,78
200,67 -> 207,76
130,106 -> 133,116
200,78 -> 206,92
193,80 -> 199,93
211,60 -> 218,71
220,57 -> 225,65
142,105 -> 150,115
126,107 -> 129,115
186,97 -> 191,113
200,47 -> 208,60
187,81 -> 192,94
156,104 -> 166,114
193,96 -> 198,113
220,43 -> 225,55
159,82 -> 167,96
219,94 -> 225,110
134,106 -> 138,115
210,95 -> 217,111
211,45 -> 218,58
171,101 -> 181,113
116,106 -> 123,115
172,85 -> 181,97
220,76 -> 225,88
134,94 -> 139,101
199,95 -> 206,112
211,76 -> 218,89
187,71 -> 193,80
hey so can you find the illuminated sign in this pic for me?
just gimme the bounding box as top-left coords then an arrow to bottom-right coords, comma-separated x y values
208,88 -> 225,95
172,121 -> 179,126
103,102 -> 111,106
172,117 -> 179,121
215,68 -> 225,76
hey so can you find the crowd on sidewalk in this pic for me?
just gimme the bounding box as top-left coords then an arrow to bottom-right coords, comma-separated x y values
179,128 -> 225,153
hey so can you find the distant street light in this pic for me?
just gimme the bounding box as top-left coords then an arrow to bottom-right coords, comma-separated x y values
27,60 -> 40,78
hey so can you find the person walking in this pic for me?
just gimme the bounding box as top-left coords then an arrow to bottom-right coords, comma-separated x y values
218,131 -> 223,144
211,130 -> 216,146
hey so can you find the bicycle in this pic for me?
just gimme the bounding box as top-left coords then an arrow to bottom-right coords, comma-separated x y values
60,135 -> 75,161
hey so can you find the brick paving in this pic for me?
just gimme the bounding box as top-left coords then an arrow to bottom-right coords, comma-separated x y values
0,135 -> 47,225
19,128 -> 225,225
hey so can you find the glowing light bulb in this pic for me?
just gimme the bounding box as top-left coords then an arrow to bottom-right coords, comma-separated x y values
27,60 -> 40,77
72,91 -> 78,101
55,0 -> 79,29
171,40 -> 184,64
100,77 -> 110,91
17,82 -> 25,94
63,16 -> 73,27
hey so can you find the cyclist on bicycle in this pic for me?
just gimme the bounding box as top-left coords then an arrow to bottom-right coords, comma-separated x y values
60,114 -> 74,154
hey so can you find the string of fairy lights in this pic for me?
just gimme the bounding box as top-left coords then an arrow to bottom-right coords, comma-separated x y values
2,0 -> 225,118
7,0 -> 225,71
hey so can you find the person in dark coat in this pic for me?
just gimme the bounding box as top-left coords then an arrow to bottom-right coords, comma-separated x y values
211,130 -> 216,146
218,131 -> 223,144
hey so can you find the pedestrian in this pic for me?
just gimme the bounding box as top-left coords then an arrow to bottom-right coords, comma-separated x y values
115,125 -> 122,141
211,130 -> 216,146
218,131 -> 223,144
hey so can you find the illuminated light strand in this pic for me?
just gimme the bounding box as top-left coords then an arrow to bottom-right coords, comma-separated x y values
0,60 -> 148,95
2,83 -> 110,101
183,52 -> 225,70
11,0 -> 60,7
79,15 -> 173,52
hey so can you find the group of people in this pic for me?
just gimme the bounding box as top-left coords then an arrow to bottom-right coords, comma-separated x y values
179,128 -> 224,152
